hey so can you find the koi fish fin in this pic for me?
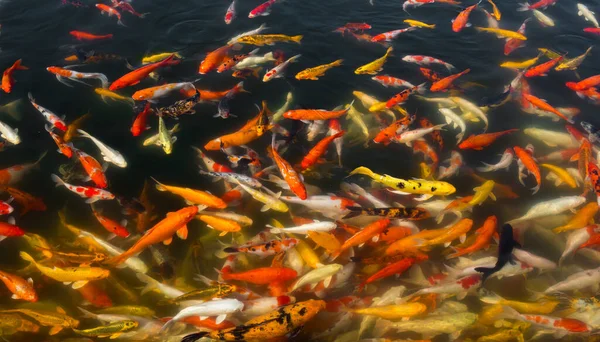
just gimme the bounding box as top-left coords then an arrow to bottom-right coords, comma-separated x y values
72,280 -> 88,289
215,314 -> 227,324
55,75 -> 73,87
49,326 -> 63,335
177,225 -> 188,240
163,237 -> 173,245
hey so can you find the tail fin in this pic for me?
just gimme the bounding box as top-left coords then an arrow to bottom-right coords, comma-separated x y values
14,59 -> 28,70
117,19 -> 127,27
478,288 -> 504,304
19,251 -> 35,264
78,306 -> 98,319
150,177 -> 167,192
50,174 -> 66,187
332,59 -> 344,67
415,82 -> 428,94
474,265 -> 496,282
181,332 -> 209,342
342,206 -> 362,219
96,74 -> 109,89
516,2 -> 531,11
531,182 -> 541,194
136,273 -> 159,295
292,35 -> 303,44
348,166 -> 375,178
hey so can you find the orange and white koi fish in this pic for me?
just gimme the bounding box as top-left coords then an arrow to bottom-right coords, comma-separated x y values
0,153 -> 46,186
28,93 -> 67,131
0,270 -> 36,302
2,59 -> 28,93
95,4 -> 125,26
51,174 -> 114,203
372,75 -> 416,88
46,67 -> 108,88
132,82 -> 196,102
109,54 -> 177,91
438,151 -> 463,180
458,129 -> 519,150
45,125 -> 73,158
107,206 -> 198,265
73,147 -> 107,189
371,27 -> 417,42
224,238 -> 298,257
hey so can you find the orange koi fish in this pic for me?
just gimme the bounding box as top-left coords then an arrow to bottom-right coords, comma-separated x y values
73,148 -> 107,189
0,270 -> 37,302
522,94 -> 574,123
566,74 -> 600,91
524,56 -> 563,77
70,31 -> 113,40
76,282 -> 112,308
107,206 -> 198,265
333,219 -> 390,259
452,2 -> 479,32
358,255 -> 427,292
95,4 -> 125,26
514,146 -> 541,193
45,126 -> 73,158
588,162 -> 600,205
447,215 -> 497,258
430,68 -> 470,92
458,129 -> 519,150
373,115 -> 415,145
200,45 -> 234,74
91,208 -> 129,238
268,144 -> 307,200
2,59 -> 28,93
109,54 -> 177,91
131,102 -> 152,137
221,267 -> 297,285
283,105 -> 351,121
300,131 -> 345,170
196,215 -> 241,236
3,187 -> 46,216
420,117 -> 443,150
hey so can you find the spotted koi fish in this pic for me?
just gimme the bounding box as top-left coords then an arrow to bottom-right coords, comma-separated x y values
223,238 -> 299,257
343,206 -> 430,220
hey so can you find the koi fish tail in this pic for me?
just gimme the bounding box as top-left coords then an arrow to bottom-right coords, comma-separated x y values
476,162 -> 495,172
331,59 -> 344,67
136,272 -> 162,295
446,247 -> 467,259
415,82 -> 428,94
14,59 -> 28,70
181,332 -> 209,342
531,181 -> 541,194
478,288 -> 504,304
517,2 -> 530,11
50,174 -> 66,187
291,35 -> 304,44
19,251 -> 36,264
96,74 -> 109,89
139,12 -> 150,18
117,19 -> 127,27
474,265 -> 497,282
348,166 -> 375,178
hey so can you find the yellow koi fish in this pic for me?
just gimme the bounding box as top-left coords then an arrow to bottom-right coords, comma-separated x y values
20,251 -> 109,289
152,177 -> 227,209
73,320 -> 138,339
454,180 -> 496,211
94,88 -> 135,106
500,55 -> 541,69
553,202 -> 598,233
0,307 -> 79,335
403,19 -> 436,29
475,27 -> 526,40
487,0 -> 501,20
348,166 -> 456,198
541,163 -> 578,188
237,34 -> 303,46
480,290 -> 559,314
234,179 -> 288,212
348,302 -> 427,320
419,218 -> 473,247
142,52 -> 183,64
355,47 -> 393,75
295,59 -> 343,80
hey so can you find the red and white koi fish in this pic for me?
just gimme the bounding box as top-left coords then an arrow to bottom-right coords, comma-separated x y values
371,27 -> 417,42
438,151 -> 463,179
112,0 -> 148,18
329,119 -> 344,166
28,93 -> 67,132
95,4 -> 126,26
46,66 -> 109,88
225,0 -> 236,24
249,0 -> 277,18
517,0 -> 557,12
498,306 -> 590,337
372,75 -> 416,88
193,147 -> 234,173
51,174 -> 114,203
402,0 -> 434,12
402,55 -> 456,71
263,54 -> 301,82
45,125 -> 73,158
505,19 -> 529,56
